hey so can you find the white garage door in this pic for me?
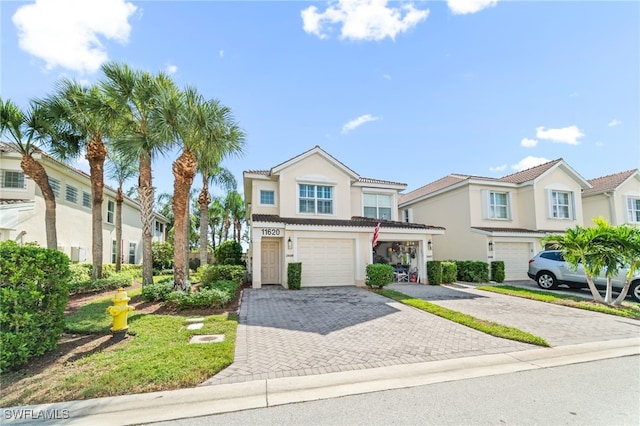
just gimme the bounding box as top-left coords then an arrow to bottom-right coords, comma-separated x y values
297,239 -> 354,287
495,242 -> 531,281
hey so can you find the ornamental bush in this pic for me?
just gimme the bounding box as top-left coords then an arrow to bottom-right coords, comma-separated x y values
214,240 -> 244,266
287,262 -> 302,290
0,241 -> 70,372
152,241 -> 174,271
141,278 -> 175,302
441,261 -> 458,283
491,261 -> 505,283
201,265 -> 245,287
426,260 -> 442,285
454,261 -> 490,282
365,263 -> 393,289
165,288 -> 232,309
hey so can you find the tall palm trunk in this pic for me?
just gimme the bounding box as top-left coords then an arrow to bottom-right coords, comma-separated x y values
172,150 -> 198,291
138,152 -> 155,286
21,155 -> 57,249
115,187 -> 124,272
198,175 -> 211,267
86,136 -> 107,279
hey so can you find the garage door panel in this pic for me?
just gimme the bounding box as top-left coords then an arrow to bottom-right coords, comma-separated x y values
495,242 -> 530,281
298,239 -> 354,287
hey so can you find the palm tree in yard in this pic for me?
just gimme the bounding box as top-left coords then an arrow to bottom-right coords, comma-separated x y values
0,98 -> 62,249
40,79 -> 116,279
101,62 -> 176,286
208,195 -> 226,251
195,98 -> 244,266
225,190 -> 245,244
105,150 -> 137,272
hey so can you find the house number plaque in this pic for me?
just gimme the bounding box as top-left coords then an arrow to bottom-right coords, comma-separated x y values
261,228 -> 281,236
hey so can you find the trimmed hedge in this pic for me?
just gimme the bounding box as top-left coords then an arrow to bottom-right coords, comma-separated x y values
366,263 -> 393,289
166,288 -> 233,309
454,261 -> 490,283
141,278 -> 175,302
491,261 -> 505,283
441,261 -> 457,283
68,271 -> 134,295
214,240 -> 244,265
201,265 -> 245,287
0,241 -> 70,372
426,260 -> 442,285
287,262 -> 302,290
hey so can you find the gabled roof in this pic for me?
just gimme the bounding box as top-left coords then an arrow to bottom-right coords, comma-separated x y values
583,169 -> 639,196
399,158 -> 591,205
243,145 -> 406,188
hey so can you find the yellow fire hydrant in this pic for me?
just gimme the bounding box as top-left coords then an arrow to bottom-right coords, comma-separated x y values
106,287 -> 135,333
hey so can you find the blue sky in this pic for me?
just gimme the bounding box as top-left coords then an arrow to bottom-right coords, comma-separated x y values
1,0 -> 639,198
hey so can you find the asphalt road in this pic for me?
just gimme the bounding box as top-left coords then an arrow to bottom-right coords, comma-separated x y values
148,355 -> 640,426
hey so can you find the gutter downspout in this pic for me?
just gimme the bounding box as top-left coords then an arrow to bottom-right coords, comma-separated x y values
604,192 -> 615,225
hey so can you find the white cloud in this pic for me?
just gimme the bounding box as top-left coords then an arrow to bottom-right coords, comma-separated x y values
447,0 -> 498,15
341,114 -> 380,134
608,119 -> 622,127
520,138 -> 538,148
165,64 -> 177,74
535,125 -> 584,145
12,0 -> 137,74
511,156 -> 550,171
301,0 -> 429,41
489,164 -> 507,173
219,50 -> 224,57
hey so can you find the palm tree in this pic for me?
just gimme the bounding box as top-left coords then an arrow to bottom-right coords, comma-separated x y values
0,98 -> 59,249
41,79 -> 116,279
208,196 -> 226,251
105,150 -> 137,272
225,190 -> 245,244
101,62 -> 176,286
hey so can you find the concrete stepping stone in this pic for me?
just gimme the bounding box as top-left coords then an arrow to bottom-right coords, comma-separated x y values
189,334 -> 225,344
186,323 -> 203,330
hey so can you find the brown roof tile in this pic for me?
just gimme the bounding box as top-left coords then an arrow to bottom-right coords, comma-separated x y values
583,169 -> 638,195
399,174 -> 470,204
252,214 -> 445,230
498,158 -> 562,183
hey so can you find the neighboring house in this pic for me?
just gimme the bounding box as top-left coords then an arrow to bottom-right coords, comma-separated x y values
0,142 -> 168,264
398,159 -> 591,281
243,146 -> 445,289
582,169 -> 640,227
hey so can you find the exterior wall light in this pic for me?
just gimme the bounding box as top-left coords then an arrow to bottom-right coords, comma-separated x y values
427,240 -> 432,251
287,237 -> 293,250
488,241 -> 494,252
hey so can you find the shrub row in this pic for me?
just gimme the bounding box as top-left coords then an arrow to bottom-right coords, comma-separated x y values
427,260 -> 504,284
0,241 -> 70,373
287,262 -> 302,290
201,265 -> 245,287
365,263 -> 394,289
426,261 -> 457,285
68,271 -> 135,295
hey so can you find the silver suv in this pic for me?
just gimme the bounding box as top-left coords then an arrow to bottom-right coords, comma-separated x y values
527,250 -> 640,302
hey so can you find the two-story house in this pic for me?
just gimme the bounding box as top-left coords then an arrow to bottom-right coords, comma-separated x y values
243,146 -> 445,289
398,159 -> 591,281
0,142 -> 168,264
582,169 -> 640,227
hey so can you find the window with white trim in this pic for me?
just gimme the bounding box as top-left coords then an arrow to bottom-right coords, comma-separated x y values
489,191 -> 509,219
1,170 -> 25,189
363,194 -> 392,220
82,191 -> 91,208
402,209 -> 410,223
260,190 -> 275,205
550,190 -> 572,219
106,200 -> 115,224
112,240 -> 117,263
128,242 -> 136,264
299,184 -> 333,214
48,177 -> 61,198
65,185 -> 78,203
627,197 -> 640,223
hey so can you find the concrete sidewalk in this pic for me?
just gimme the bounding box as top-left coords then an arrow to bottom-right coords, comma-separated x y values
3,337 -> 638,425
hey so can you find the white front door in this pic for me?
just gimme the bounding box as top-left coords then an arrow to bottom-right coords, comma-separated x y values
261,240 -> 280,284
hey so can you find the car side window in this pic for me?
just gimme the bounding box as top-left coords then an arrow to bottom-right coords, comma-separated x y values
541,252 -> 564,262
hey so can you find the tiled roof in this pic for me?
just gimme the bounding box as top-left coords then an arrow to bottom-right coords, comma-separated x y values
499,159 -> 562,183
0,199 -> 32,205
252,214 -> 445,230
399,159 -> 565,204
583,169 -> 638,195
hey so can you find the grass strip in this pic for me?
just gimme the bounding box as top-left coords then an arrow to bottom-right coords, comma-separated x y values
377,289 -> 549,347
477,285 -> 640,320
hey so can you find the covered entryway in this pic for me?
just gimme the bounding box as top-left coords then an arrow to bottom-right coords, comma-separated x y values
297,238 -> 354,286
494,242 -> 531,280
261,239 -> 280,284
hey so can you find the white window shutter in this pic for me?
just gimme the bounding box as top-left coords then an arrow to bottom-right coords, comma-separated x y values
571,192 -> 577,220
507,192 -> 513,220
547,189 -> 553,218
481,189 -> 489,219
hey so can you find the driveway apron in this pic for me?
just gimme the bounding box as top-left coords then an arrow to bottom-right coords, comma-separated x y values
389,283 -> 640,347
202,286 -> 533,386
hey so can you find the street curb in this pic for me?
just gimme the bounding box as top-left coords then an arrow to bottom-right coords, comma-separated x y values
2,337 -> 638,425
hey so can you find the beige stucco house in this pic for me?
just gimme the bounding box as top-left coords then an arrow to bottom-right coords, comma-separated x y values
398,159 -> 591,281
0,142 -> 168,264
243,146 -> 445,289
582,169 -> 640,227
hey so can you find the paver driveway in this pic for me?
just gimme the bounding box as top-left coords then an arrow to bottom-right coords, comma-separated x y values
202,286 -> 533,385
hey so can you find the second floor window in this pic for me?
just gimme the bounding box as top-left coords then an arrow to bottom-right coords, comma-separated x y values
48,177 -> 61,198
106,200 -> 115,224
65,185 -> 78,203
550,190 -> 572,219
489,192 -> 509,219
299,184 -> 333,214
155,221 -> 164,233
1,170 -> 25,189
364,194 -> 392,220
627,197 -> 640,223
260,190 -> 275,205
82,191 -> 91,208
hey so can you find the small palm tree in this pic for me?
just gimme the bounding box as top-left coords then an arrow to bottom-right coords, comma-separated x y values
0,99 -> 59,249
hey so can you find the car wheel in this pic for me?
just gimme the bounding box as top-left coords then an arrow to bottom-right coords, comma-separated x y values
630,281 -> 640,303
536,272 -> 558,290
